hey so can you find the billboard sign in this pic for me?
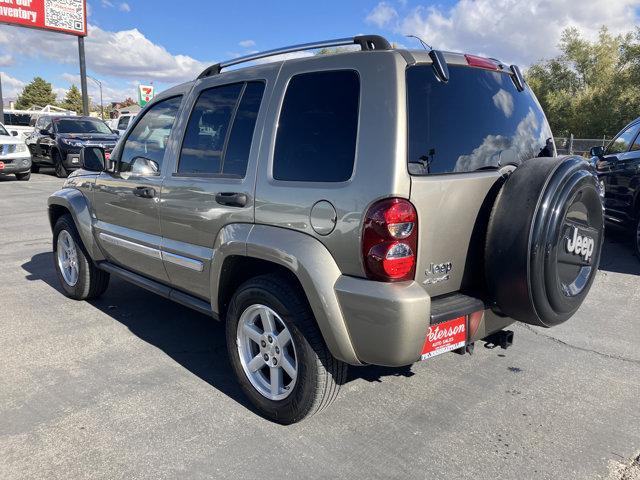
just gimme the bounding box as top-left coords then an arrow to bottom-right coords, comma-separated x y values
138,84 -> 154,107
0,0 -> 87,36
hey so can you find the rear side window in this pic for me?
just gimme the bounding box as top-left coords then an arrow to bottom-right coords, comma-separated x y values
273,70 -> 359,182
223,82 -> 265,177
407,65 -> 553,175
178,81 -> 264,176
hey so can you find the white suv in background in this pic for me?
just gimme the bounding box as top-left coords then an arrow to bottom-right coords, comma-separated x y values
113,113 -> 136,135
2,110 -> 34,139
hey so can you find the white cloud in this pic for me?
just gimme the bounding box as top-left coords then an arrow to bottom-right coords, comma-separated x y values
492,88 -> 514,118
59,73 -> 137,102
0,54 -> 13,66
239,39 -> 256,48
455,108 -> 552,171
101,0 -> 114,7
119,3 -> 131,12
365,2 -> 398,28
0,72 -> 25,98
253,51 -> 313,65
368,0 -> 640,66
0,24 -> 209,84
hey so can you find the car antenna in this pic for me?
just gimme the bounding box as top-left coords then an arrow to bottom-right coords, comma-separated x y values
406,34 -> 432,51
406,34 -> 449,83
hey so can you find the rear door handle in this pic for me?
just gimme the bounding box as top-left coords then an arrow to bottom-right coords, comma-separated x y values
215,192 -> 247,207
133,186 -> 156,198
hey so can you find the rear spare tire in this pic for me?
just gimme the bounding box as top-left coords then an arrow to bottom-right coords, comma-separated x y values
485,156 -> 604,327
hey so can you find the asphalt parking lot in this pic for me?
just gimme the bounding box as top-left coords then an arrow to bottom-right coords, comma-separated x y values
1,172 -> 639,480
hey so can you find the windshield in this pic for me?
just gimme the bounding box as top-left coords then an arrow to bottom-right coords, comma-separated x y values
54,118 -> 113,134
0,124 -> 9,136
407,65 -> 554,175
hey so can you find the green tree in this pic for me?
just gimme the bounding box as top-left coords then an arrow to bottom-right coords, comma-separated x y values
526,27 -> 640,138
59,84 -> 83,114
15,77 -> 57,110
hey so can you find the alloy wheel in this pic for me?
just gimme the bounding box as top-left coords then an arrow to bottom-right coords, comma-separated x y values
57,230 -> 79,286
236,304 -> 298,401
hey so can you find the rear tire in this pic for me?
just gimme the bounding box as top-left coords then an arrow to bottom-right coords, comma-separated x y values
15,171 -> 30,181
53,151 -> 69,178
53,214 -> 109,300
225,274 -> 347,424
31,164 -> 40,173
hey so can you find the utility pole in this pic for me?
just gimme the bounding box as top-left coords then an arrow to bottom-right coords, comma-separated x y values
88,76 -> 103,119
78,36 -> 89,115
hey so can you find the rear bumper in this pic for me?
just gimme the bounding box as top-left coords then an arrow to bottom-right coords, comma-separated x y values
335,276 -> 514,366
0,156 -> 32,174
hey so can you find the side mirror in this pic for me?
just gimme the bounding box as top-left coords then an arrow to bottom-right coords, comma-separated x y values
10,130 -> 18,137
590,146 -> 605,157
39,129 -> 52,136
80,146 -> 105,172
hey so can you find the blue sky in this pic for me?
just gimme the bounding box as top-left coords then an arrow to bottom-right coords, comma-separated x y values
1,0 -> 639,105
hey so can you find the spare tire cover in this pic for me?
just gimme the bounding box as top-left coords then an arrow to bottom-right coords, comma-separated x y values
485,156 -> 604,327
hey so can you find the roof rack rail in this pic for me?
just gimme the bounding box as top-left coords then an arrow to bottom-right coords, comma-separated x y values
197,35 -> 392,79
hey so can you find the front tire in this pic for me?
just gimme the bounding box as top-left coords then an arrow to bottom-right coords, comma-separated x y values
53,151 -> 69,178
226,274 -> 347,424
15,171 -> 31,181
53,214 -> 109,300
31,163 -> 40,173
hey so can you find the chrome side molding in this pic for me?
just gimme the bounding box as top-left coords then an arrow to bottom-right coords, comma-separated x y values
99,232 -> 162,260
161,251 -> 204,272
99,232 -> 204,272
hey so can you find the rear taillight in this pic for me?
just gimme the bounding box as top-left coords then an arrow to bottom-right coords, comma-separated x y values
464,54 -> 498,71
362,198 -> 418,282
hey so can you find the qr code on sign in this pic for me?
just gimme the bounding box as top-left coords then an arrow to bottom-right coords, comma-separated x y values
44,0 -> 85,33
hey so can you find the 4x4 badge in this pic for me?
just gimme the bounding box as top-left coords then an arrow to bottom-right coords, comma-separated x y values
566,226 -> 595,262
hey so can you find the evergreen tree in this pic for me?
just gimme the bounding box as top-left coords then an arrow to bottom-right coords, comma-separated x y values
60,85 -> 83,114
15,77 -> 57,110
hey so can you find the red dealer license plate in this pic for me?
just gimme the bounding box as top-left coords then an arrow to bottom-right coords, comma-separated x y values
421,316 -> 467,360
0,161 -> 4,170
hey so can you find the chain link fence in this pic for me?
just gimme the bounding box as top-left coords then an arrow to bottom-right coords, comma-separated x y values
554,134 -> 610,156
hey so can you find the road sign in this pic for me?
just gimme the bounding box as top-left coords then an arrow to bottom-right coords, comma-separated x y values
138,85 -> 154,107
0,0 -> 87,37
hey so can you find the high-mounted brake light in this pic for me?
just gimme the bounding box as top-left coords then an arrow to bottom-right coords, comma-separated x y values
362,198 -> 418,282
464,54 -> 499,71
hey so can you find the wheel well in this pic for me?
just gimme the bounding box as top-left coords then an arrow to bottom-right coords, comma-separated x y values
48,204 -> 70,230
217,256 -> 306,320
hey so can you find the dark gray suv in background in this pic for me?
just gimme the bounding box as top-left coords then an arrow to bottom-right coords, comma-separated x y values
27,116 -> 118,178
47,35 -> 605,423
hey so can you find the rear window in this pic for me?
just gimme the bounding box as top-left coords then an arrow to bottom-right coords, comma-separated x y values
273,70 -> 359,182
3,113 -> 31,126
407,65 -> 553,175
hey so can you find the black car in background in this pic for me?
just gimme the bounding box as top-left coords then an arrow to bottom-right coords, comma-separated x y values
591,117 -> 640,256
26,116 -> 118,178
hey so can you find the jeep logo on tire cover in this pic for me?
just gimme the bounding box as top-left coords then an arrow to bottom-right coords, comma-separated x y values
565,226 -> 595,262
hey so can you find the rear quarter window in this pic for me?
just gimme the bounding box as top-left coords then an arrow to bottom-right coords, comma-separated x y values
273,70 -> 359,182
407,65 -> 553,175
